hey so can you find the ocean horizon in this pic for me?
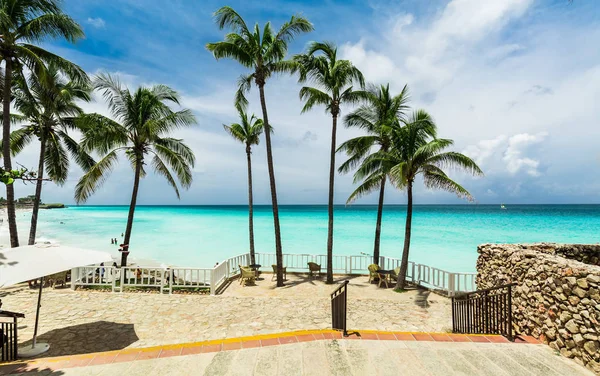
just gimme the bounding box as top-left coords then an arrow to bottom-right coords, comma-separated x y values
16,204 -> 600,273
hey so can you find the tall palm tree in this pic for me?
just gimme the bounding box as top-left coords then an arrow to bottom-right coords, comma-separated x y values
75,74 -> 196,266
294,41 -> 365,284
0,0 -> 87,247
380,111 -> 483,290
338,84 -> 409,265
9,64 -> 94,245
206,6 -> 313,287
223,107 -> 264,265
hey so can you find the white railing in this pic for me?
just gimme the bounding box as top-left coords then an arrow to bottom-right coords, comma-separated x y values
210,261 -> 229,295
71,265 -> 119,292
227,253 -> 251,275
119,267 -> 166,293
169,267 -> 212,293
71,252 -> 476,296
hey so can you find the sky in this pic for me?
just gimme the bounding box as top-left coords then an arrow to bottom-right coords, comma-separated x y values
10,0 -> 600,205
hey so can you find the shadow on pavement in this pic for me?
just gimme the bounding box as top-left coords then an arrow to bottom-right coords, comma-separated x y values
19,321 -> 139,358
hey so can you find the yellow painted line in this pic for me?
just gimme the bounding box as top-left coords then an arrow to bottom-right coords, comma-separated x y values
0,330 -> 517,369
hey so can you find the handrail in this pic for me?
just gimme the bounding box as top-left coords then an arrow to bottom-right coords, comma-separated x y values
70,252 -> 477,296
330,279 -> 349,299
454,283 -> 516,298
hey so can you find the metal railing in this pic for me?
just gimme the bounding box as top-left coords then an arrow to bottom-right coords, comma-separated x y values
452,283 -> 515,340
0,317 -> 18,363
331,280 -> 349,336
71,252 -> 477,296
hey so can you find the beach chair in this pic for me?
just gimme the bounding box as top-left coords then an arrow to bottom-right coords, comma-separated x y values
47,271 -> 68,288
239,265 -> 256,286
368,264 -> 380,283
307,262 -> 321,279
390,266 -> 401,282
271,264 -> 287,281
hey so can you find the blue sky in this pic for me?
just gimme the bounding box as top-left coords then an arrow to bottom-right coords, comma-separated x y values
12,0 -> 600,205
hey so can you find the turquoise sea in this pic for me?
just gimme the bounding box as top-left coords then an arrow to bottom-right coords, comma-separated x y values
17,205 -> 600,272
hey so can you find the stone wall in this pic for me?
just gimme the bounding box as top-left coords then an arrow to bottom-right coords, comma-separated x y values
477,243 -> 600,374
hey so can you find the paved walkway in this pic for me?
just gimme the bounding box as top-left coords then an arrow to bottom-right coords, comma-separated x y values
0,275 -> 450,357
0,331 -> 593,376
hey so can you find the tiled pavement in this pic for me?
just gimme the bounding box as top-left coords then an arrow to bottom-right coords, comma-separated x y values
3,330 -> 593,376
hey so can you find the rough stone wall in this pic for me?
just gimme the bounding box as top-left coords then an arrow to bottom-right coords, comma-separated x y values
477,243 -> 600,374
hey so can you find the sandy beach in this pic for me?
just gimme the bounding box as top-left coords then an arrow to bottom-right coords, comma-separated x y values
0,207 -> 32,249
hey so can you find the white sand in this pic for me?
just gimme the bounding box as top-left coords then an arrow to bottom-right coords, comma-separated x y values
0,207 -> 33,248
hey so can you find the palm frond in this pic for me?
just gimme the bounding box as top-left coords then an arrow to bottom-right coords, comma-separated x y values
74,150 -> 119,203
235,73 -> 254,111
153,143 -> 193,189
151,154 -> 181,199
347,172 -> 385,204
426,151 -> 484,176
298,86 -> 331,113
77,113 -> 128,154
212,6 -> 251,36
8,126 -> 35,156
206,41 -> 254,67
423,170 -> 473,201
16,13 -> 84,43
58,130 -> 96,172
274,15 -> 313,44
44,134 -> 69,184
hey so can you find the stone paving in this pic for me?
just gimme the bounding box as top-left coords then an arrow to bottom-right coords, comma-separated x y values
2,337 -> 594,376
0,274 -> 451,358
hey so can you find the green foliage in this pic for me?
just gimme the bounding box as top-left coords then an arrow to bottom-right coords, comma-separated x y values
0,167 -> 35,185
223,106 -> 264,148
294,41 -> 366,116
8,64 -> 94,184
384,111 -> 483,198
74,74 -> 197,203
0,0 -> 88,85
338,84 -> 409,203
40,203 -> 64,208
206,6 -> 313,112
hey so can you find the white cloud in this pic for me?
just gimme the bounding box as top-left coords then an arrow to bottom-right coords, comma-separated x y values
503,132 -> 547,177
463,132 -> 548,178
462,136 -> 507,166
17,1 -> 600,205
86,17 -> 106,29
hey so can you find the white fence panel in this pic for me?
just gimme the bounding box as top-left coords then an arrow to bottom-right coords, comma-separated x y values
211,261 -> 229,295
120,267 -> 167,293
70,252 -> 476,296
170,268 -> 211,292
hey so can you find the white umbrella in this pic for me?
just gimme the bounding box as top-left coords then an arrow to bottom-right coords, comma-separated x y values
0,243 -> 112,357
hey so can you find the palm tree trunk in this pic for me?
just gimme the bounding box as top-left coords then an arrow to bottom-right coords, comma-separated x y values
246,145 -> 256,265
373,175 -> 386,265
396,182 -> 413,290
28,134 -> 46,245
258,85 -> 284,287
2,57 -> 19,248
326,114 -> 338,284
122,160 -> 142,267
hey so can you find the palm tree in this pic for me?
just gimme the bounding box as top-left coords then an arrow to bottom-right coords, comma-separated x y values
10,64 -> 94,245
223,107 -> 264,265
206,6 -> 313,287
294,41 -> 365,284
338,84 -> 409,265
0,0 -> 87,247
75,74 -> 196,266
381,111 -> 483,290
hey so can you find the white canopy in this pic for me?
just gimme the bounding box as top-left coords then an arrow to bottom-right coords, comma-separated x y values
0,243 -> 113,288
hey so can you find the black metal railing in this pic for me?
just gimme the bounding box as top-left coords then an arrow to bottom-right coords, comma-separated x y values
452,283 -> 515,341
331,280 -> 349,337
0,318 -> 18,363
